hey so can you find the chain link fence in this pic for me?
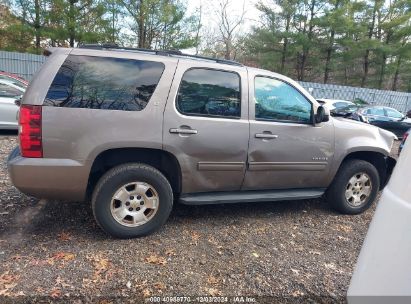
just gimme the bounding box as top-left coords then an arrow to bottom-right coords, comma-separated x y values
0,50 -> 45,80
1,50 -> 411,113
299,81 -> 411,113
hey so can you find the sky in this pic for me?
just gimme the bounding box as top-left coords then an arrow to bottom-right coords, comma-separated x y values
185,0 -> 265,32
119,0 -> 269,52
181,0 -> 268,53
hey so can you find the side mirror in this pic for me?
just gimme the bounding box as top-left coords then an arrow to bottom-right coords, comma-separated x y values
315,105 -> 329,123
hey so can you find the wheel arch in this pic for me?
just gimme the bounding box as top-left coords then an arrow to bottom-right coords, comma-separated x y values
334,150 -> 394,189
87,147 -> 182,199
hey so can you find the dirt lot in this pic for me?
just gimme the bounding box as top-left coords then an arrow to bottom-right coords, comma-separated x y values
0,132 -> 400,303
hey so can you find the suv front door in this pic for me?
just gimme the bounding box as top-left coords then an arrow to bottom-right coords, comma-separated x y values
163,61 -> 249,193
242,71 -> 334,190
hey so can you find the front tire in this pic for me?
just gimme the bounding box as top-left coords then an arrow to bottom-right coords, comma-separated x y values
92,163 -> 173,238
326,160 -> 380,214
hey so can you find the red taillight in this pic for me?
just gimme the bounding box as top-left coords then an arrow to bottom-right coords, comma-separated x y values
19,105 -> 43,158
403,132 -> 409,141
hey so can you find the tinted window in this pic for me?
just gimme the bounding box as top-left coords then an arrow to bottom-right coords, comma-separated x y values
177,68 -> 241,118
0,82 -> 22,98
0,76 -> 27,89
45,55 -> 165,111
334,101 -> 351,108
385,108 -> 403,119
254,77 -> 311,123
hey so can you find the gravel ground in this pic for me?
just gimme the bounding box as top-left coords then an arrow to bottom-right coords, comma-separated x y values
0,132 -> 400,303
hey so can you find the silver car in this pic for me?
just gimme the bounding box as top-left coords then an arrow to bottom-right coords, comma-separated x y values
0,78 -> 25,129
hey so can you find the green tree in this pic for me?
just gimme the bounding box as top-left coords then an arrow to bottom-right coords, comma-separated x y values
118,0 -> 198,50
46,0 -> 110,47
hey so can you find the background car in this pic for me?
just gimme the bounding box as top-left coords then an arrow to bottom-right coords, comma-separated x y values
0,71 -> 28,88
331,104 -> 369,123
403,109 -> 411,123
0,74 -> 27,130
399,129 -> 409,154
317,98 -> 354,110
360,106 -> 411,138
348,131 -> 411,302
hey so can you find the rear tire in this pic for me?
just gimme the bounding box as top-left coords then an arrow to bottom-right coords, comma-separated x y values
92,163 -> 173,238
326,159 -> 379,214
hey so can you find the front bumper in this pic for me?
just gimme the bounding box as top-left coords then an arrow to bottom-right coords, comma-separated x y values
8,152 -> 89,202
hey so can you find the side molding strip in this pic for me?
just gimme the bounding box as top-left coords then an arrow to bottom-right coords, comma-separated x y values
197,162 -> 245,171
179,188 -> 326,205
248,162 -> 328,171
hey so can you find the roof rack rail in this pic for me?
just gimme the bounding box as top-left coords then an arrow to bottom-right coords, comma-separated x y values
77,43 -> 243,67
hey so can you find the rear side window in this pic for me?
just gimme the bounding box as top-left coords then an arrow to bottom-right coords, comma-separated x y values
385,108 -> 403,119
367,108 -> 384,116
176,68 -> 241,118
44,55 -> 165,111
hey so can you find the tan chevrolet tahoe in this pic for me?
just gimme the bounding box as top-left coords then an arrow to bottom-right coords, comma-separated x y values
7,45 -> 397,238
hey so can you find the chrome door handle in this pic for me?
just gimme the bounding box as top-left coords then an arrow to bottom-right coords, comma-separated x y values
170,128 -> 198,135
255,133 -> 278,139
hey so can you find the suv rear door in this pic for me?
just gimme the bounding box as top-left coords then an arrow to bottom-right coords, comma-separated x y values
163,61 -> 249,194
242,69 -> 334,190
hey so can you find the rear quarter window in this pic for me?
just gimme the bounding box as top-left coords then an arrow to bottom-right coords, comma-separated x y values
44,55 -> 165,111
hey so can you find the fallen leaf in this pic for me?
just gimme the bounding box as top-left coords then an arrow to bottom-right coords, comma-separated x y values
208,288 -> 222,296
84,254 -> 116,286
0,272 -> 19,285
142,288 -> 151,297
324,263 -> 336,270
207,276 -> 218,285
36,287 -> 45,293
154,282 -> 166,291
291,268 -> 300,275
335,224 -> 353,233
95,258 -> 110,272
145,255 -> 167,266
165,249 -> 175,256
292,290 -> 305,296
58,232 -> 72,241
49,287 -> 61,298
252,252 -> 259,258
49,252 -> 76,264
191,231 -> 201,241
55,276 -> 72,288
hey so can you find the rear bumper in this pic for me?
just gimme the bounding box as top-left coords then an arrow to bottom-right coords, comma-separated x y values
8,153 -> 89,202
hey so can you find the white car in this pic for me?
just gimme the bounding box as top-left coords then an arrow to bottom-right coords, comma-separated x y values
348,135 -> 411,302
0,79 -> 25,129
317,98 -> 354,110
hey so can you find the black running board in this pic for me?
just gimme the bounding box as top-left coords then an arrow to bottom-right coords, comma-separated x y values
179,188 -> 326,205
